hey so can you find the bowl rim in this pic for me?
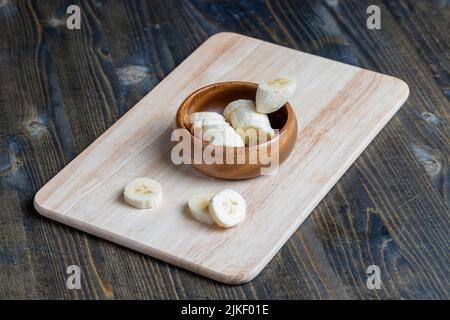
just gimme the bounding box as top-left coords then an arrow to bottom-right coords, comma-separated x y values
175,81 -> 295,150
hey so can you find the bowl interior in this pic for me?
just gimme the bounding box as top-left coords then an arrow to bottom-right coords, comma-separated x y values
181,82 -> 289,133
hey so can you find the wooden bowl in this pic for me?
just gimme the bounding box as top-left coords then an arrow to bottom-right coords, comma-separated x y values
175,81 -> 298,179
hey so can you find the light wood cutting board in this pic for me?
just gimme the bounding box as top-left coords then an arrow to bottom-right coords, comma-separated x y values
34,32 -> 409,284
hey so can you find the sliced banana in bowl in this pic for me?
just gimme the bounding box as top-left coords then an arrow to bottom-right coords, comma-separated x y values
189,112 -> 227,135
256,77 -> 297,114
225,100 -> 275,145
190,114 -> 245,147
205,128 -> 245,147
190,111 -> 225,123
174,81 -> 298,179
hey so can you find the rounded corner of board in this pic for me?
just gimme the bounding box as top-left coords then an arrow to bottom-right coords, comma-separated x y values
33,188 -> 52,217
204,32 -> 244,45
395,78 -> 410,99
218,266 -> 263,285
382,75 -> 411,100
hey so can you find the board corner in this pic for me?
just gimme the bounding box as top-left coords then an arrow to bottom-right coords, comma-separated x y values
218,265 -> 264,285
204,31 -> 246,45
33,187 -> 53,218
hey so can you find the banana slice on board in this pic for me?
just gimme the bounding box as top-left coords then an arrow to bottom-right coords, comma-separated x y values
188,192 -> 215,225
123,177 -> 163,209
209,189 -> 246,228
255,77 -> 296,114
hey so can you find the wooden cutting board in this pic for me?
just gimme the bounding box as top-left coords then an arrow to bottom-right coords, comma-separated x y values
34,32 -> 409,284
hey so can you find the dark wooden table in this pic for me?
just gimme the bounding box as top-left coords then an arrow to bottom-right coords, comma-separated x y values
0,0 -> 448,299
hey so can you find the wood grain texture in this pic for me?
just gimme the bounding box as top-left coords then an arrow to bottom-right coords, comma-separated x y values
33,32 -> 409,284
0,0 -> 448,298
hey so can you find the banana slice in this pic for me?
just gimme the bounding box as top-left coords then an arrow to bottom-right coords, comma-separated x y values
209,130 -> 245,147
201,123 -> 244,147
201,122 -> 233,138
227,100 -> 275,145
123,177 -> 162,209
191,119 -> 228,135
196,122 -> 233,135
209,189 -> 246,228
189,112 -> 228,137
188,192 -> 215,225
189,112 -> 225,124
223,99 -> 251,121
256,77 -> 296,114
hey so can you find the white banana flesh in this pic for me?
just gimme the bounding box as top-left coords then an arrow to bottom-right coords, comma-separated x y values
255,77 -> 296,114
190,111 -> 226,132
191,119 -> 228,136
188,192 -> 215,225
210,131 -> 245,147
202,123 -> 243,147
190,112 -> 244,147
189,112 -> 225,124
209,189 -> 246,228
196,122 -> 233,137
225,100 -> 275,145
223,99 -> 249,121
123,177 -> 162,209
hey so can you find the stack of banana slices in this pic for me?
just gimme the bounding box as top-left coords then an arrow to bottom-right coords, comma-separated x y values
122,177 -> 246,228
189,77 -> 296,147
188,189 -> 246,228
189,112 -> 244,147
